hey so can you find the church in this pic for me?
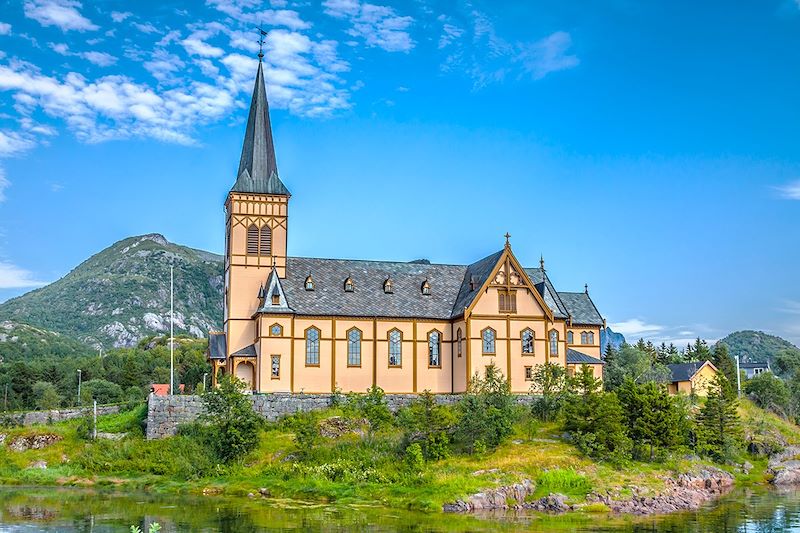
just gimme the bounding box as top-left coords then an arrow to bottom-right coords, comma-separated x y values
207,56 -> 606,394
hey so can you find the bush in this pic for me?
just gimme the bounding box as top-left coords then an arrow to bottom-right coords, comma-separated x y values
529,363 -> 569,421
744,373 -> 790,415
291,411 -> 321,451
344,385 -> 393,435
454,364 -> 515,453
83,379 -> 123,404
201,375 -> 262,463
396,391 -> 456,461
404,442 -> 424,472
32,381 -> 62,410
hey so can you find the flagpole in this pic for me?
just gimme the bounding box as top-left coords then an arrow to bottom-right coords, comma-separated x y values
170,264 -> 174,396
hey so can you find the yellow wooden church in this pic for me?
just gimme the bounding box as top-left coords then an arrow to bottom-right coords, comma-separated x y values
207,57 -> 606,394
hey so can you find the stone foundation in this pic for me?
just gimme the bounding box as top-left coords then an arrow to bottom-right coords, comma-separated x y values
0,405 -> 120,427
146,393 -> 536,439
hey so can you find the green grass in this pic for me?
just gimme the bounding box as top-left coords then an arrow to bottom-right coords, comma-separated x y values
534,468 -> 593,499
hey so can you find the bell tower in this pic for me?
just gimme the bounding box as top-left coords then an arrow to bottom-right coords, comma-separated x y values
224,53 -> 290,356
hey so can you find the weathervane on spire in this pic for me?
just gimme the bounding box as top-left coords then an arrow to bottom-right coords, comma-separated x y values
257,26 -> 267,61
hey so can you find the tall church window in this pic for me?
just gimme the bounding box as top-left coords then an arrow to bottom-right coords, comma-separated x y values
271,355 -> 280,379
428,331 -> 441,367
580,332 -> 588,344
456,328 -> 463,358
247,225 -> 259,255
306,327 -> 320,366
549,330 -> 559,356
587,331 -> 595,344
260,225 -> 271,256
389,329 -> 402,367
347,328 -> 361,366
482,328 -> 496,354
521,329 -> 534,355
567,331 -> 574,344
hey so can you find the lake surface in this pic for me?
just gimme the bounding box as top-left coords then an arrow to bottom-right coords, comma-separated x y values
1,486 -> 799,532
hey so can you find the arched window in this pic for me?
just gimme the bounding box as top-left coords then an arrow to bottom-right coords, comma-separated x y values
305,276 -> 315,291
482,328 -> 496,354
567,331 -> 574,344
521,329 -> 534,354
428,331 -> 441,367
247,224 -> 259,255
305,327 -> 320,366
259,225 -> 271,256
580,331 -> 588,344
421,279 -> 431,296
383,278 -> 393,294
388,329 -> 402,367
347,328 -> 361,366
549,330 -> 559,356
344,277 -> 355,292
587,331 -> 595,345
456,328 -> 463,358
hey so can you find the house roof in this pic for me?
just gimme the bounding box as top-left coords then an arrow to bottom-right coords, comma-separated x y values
740,362 -> 770,369
208,332 -> 227,359
231,61 -> 289,196
232,344 -> 257,357
667,360 -> 714,383
525,268 -> 569,319
567,349 -> 604,365
558,291 -> 604,326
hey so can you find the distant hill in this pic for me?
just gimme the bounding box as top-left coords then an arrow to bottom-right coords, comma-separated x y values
718,330 -> 800,364
0,321 -> 92,363
0,234 -> 223,349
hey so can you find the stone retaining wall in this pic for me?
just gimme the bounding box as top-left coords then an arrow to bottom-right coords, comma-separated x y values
1,405 -> 120,427
146,393 -> 536,439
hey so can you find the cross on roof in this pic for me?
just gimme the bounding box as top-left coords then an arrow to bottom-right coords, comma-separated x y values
504,232 -> 511,246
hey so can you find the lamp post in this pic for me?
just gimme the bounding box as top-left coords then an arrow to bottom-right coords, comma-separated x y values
203,372 -> 208,392
736,354 -> 741,398
77,369 -> 82,405
170,263 -> 174,396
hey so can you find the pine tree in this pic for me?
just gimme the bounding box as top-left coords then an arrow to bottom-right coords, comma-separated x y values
711,343 -> 737,393
697,372 -> 743,462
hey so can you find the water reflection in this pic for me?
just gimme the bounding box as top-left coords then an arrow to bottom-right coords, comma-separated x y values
0,487 -> 799,532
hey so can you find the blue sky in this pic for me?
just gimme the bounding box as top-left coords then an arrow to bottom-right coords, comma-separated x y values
0,0 -> 799,347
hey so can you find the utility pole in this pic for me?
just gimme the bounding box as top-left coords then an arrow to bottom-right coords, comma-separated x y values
3,383 -> 7,411
93,400 -> 97,439
203,372 -> 208,392
736,354 -> 741,398
170,263 -> 175,396
77,369 -> 82,405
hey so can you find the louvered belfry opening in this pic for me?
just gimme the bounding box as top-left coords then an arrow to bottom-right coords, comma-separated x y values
247,225 -> 259,255
260,225 -> 272,256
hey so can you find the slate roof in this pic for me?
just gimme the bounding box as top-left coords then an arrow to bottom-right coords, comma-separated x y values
231,61 -> 290,196
567,349 -> 604,365
740,362 -> 770,369
667,361 -> 709,382
239,252 -> 603,323
208,332 -> 227,359
232,344 -> 257,357
558,292 -> 604,326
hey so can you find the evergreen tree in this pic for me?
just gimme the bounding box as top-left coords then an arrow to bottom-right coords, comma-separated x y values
529,362 -> 569,421
711,343 -> 737,392
687,338 -> 711,361
697,372 -> 743,462
617,379 -> 687,460
201,375 -> 262,464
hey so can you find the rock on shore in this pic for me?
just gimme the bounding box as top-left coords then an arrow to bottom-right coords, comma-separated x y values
768,446 -> 800,485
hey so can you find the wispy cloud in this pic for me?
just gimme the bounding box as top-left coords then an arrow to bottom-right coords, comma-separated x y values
23,0 -> 98,32
49,42 -> 117,66
516,31 -> 579,80
0,260 -> 48,289
775,180 -> 800,200
0,22 -> 11,35
609,318 -> 665,336
323,0 -> 414,52
0,167 -> 9,202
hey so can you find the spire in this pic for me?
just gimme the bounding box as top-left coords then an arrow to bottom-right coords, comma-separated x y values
231,57 -> 289,196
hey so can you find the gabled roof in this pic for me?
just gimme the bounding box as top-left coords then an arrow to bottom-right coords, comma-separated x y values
567,349 -> 604,365
208,332 -> 227,360
231,61 -> 290,196
740,361 -> 770,369
232,344 -> 257,357
256,268 -> 293,314
558,291 -> 604,326
667,360 -> 716,383
451,250 -> 504,318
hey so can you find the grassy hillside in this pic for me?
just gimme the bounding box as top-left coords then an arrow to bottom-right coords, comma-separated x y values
0,235 -> 223,349
0,321 -> 92,363
719,330 -> 800,364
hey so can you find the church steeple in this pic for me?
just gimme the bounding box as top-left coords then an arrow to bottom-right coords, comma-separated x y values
231,59 -> 289,196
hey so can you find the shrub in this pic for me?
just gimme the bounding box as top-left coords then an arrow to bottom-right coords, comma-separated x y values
454,364 -> 516,453
292,411 -> 321,451
344,386 -> 392,435
32,381 -> 62,411
744,372 -> 790,415
404,442 -> 424,472
201,375 -> 262,463
529,363 -> 569,421
83,379 -> 123,404
396,391 -> 455,460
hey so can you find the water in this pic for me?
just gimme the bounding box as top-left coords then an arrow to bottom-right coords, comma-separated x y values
0,487 -> 799,532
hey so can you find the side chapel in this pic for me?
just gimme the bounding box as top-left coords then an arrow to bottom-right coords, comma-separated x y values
208,54 -> 606,394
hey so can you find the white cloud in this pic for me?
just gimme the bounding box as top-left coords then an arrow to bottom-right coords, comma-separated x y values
110,11 -> 131,23
323,0 -> 414,52
182,37 -> 225,57
0,167 -> 8,202
0,129 -> 37,156
776,180 -> 800,200
133,22 -> 159,34
609,318 -> 665,336
0,22 -> 11,35
206,0 -> 310,30
438,22 -> 463,49
24,0 -> 98,32
517,31 -> 579,80
48,42 -> 117,66
0,260 -> 48,288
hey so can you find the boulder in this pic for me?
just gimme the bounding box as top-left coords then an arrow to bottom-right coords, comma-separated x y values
8,433 -> 63,452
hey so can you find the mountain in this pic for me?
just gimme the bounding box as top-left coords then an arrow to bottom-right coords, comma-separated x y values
601,327 -> 626,354
718,330 -> 800,363
0,234 -> 224,349
0,321 -> 92,363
